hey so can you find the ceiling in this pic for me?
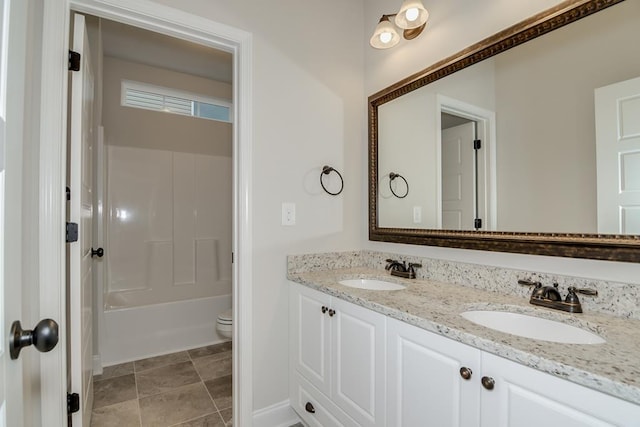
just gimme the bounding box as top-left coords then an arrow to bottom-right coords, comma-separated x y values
100,19 -> 233,83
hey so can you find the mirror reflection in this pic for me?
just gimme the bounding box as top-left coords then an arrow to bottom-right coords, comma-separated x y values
377,0 -> 640,234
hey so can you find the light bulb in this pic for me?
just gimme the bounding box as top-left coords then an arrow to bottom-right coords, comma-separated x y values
379,32 -> 393,44
405,7 -> 419,22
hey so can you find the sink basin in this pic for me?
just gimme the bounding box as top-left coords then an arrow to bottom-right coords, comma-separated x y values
461,310 -> 605,344
339,279 -> 406,291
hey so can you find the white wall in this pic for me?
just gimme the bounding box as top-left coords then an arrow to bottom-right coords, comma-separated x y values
365,1 -> 640,284
149,0 -> 366,411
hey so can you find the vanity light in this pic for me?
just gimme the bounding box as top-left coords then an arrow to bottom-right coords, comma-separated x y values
370,15 -> 401,49
370,0 -> 429,49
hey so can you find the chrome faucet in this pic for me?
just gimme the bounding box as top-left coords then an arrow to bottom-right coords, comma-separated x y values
385,259 -> 421,279
518,279 -> 597,313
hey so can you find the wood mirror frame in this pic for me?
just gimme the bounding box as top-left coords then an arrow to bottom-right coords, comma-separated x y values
368,0 -> 640,263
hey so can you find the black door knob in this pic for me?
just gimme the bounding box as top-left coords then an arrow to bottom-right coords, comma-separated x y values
305,402 -> 316,413
91,247 -> 104,258
10,318 -> 59,359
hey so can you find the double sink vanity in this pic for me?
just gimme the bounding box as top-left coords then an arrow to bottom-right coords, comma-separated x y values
287,252 -> 640,426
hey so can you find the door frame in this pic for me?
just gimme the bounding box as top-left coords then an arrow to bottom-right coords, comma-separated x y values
436,95 -> 497,231
40,1 -> 253,425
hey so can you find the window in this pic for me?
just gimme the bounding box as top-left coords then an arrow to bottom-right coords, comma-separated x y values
121,80 -> 232,123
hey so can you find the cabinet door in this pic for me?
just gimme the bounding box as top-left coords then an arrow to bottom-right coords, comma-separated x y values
331,297 -> 386,427
481,352 -> 640,427
387,317 -> 481,427
290,283 -> 332,395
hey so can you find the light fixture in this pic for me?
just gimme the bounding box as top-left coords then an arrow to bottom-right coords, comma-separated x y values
370,0 -> 429,49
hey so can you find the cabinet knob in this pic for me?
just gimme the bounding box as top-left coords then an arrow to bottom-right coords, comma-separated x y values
321,306 -> 328,314
305,402 -> 316,413
481,376 -> 495,390
328,309 -> 336,317
459,366 -> 472,380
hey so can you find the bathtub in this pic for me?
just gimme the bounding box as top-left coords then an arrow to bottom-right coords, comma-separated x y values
100,293 -> 231,366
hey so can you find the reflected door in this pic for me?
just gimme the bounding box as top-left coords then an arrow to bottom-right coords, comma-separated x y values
595,76 -> 640,234
442,122 -> 476,230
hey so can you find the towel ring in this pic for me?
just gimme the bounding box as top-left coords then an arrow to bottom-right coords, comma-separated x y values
320,166 -> 344,196
389,172 -> 409,198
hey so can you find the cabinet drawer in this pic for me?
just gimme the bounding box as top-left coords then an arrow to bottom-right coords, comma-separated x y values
291,371 -> 359,427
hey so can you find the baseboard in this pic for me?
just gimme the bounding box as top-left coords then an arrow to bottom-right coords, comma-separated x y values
253,399 -> 301,427
93,354 -> 103,376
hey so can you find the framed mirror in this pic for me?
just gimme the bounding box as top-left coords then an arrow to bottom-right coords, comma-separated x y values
369,0 -> 640,262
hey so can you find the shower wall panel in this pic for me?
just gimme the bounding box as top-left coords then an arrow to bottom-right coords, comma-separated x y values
106,145 -> 231,308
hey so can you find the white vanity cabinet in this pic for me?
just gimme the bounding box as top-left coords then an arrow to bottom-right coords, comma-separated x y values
386,317 -> 482,427
289,283 -> 386,427
289,283 -> 640,426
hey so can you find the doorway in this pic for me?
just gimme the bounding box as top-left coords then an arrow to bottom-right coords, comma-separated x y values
437,95 -> 496,231
68,12 -> 237,425
54,1 -> 253,426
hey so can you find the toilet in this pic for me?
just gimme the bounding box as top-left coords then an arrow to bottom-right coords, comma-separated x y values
216,309 -> 232,340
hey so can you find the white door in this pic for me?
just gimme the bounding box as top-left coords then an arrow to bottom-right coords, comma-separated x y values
331,298 -> 385,427
387,318 -> 481,427
595,76 -> 640,234
290,283 -> 332,395
442,122 -> 476,230
0,0 -> 10,423
69,13 -> 95,427
480,352 -> 640,426
2,0 -> 39,425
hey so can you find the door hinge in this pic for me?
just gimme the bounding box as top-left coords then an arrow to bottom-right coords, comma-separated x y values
66,222 -> 78,243
231,252 -> 234,263
68,50 -> 81,71
474,218 -> 482,229
67,392 -> 80,414
473,139 -> 482,150
66,186 -> 71,201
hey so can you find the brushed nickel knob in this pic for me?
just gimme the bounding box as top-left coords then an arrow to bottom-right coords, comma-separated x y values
481,376 -> 495,390
321,306 -> 328,314
459,367 -> 472,380
328,309 -> 336,317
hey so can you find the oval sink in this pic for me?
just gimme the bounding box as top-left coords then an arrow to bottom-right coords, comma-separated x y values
339,279 -> 406,291
461,310 -> 605,344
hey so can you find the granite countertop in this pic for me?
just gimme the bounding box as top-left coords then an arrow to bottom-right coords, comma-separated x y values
287,267 -> 640,405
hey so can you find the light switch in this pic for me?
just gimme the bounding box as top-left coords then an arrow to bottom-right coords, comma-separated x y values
413,206 -> 422,224
282,202 -> 296,226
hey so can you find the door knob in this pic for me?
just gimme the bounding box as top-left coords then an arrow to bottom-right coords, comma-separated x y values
91,247 -> 104,258
9,319 -> 59,360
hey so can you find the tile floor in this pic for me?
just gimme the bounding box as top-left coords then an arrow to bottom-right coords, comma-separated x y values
90,342 -> 233,427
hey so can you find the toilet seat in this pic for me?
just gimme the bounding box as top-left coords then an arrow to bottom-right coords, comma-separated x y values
217,309 -> 232,323
216,309 -> 233,340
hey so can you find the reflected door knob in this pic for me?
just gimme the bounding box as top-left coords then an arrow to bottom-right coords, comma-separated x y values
9,319 -> 59,360
91,247 -> 104,258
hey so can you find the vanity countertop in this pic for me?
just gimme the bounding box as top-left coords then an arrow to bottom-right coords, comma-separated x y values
287,267 -> 640,406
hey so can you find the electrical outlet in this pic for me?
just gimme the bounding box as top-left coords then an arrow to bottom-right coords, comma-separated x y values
282,202 -> 296,226
413,206 -> 422,224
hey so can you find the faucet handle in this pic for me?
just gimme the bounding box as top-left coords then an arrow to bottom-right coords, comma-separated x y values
567,286 -> 598,297
518,279 -> 542,288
